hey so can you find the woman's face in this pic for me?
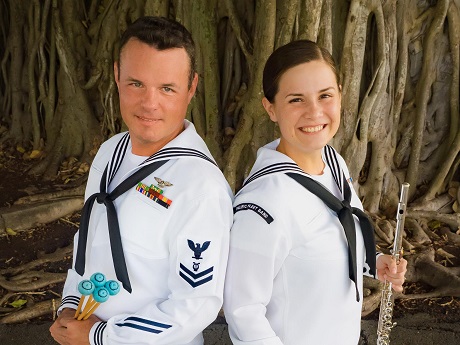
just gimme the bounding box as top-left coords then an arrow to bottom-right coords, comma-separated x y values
263,60 -> 341,162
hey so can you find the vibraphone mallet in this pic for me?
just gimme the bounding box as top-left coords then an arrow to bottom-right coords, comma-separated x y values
80,280 -> 120,320
74,280 -> 95,318
79,286 -> 110,320
77,273 -> 106,320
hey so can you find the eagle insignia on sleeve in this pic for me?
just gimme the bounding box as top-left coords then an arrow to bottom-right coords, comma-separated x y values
187,240 -> 210,260
179,239 -> 214,288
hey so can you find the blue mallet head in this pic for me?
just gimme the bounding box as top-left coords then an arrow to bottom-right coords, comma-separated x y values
90,272 -> 106,287
92,287 -> 110,303
78,280 -> 95,296
104,280 -> 120,296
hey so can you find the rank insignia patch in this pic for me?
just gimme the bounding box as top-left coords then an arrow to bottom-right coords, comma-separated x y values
179,239 -> 214,286
179,264 -> 214,288
136,182 -> 172,209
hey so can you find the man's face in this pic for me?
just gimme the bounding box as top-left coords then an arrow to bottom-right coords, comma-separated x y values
114,39 -> 198,156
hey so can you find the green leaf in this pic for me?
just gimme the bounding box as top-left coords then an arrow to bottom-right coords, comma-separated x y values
428,220 -> 442,230
10,299 -> 27,308
6,228 -> 17,236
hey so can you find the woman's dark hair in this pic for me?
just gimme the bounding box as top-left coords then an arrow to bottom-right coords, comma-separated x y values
263,40 -> 340,102
118,16 -> 196,88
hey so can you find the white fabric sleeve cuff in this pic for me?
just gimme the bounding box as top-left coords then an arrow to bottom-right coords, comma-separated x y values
89,321 -> 107,345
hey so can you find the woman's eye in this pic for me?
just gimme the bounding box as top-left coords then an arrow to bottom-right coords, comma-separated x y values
131,82 -> 142,87
288,98 -> 302,103
320,93 -> 332,99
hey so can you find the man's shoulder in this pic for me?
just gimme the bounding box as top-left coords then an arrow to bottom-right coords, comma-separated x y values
170,157 -> 230,194
91,132 -> 129,167
100,132 -> 129,152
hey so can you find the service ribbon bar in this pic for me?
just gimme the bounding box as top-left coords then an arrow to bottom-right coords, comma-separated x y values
136,182 -> 172,209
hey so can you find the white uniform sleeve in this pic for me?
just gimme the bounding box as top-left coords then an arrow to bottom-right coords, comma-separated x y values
95,193 -> 232,345
224,201 -> 289,345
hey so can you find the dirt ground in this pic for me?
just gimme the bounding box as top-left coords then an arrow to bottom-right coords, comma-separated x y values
1,145 -> 460,341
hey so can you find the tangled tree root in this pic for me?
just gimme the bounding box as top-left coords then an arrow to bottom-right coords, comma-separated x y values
0,298 -> 61,324
403,247 -> 460,299
362,276 -> 384,317
0,186 -> 83,236
0,245 -> 72,324
362,213 -> 460,316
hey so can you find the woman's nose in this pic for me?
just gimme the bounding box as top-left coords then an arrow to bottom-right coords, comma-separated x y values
303,100 -> 322,119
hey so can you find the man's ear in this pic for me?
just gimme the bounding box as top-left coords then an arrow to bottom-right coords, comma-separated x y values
187,73 -> 199,103
262,97 -> 277,122
114,61 -> 120,87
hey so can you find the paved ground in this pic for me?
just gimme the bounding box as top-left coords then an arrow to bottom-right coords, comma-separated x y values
0,313 -> 459,344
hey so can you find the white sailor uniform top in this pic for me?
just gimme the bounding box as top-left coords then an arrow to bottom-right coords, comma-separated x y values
59,121 -> 233,345
224,139 -> 375,345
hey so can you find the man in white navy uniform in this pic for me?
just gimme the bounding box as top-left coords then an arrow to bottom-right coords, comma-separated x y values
50,17 -> 233,345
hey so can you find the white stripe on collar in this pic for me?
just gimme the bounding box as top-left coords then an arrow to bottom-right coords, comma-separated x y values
104,133 -> 216,191
239,144 -> 345,197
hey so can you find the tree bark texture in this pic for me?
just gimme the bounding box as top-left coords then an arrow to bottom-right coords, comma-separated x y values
1,0 -> 457,208
1,0 -> 460,319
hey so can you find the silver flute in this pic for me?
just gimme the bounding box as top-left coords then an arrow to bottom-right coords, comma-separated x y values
376,182 -> 410,345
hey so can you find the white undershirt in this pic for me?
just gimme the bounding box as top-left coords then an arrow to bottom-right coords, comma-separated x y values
108,146 -> 148,193
310,162 -> 343,200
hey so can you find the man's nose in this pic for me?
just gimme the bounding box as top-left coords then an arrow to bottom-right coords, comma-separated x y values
141,88 -> 159,110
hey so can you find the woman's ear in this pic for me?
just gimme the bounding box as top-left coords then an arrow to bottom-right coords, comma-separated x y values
262,97 -> 277,122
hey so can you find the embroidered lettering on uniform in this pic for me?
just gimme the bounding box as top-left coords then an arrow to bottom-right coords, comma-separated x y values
233,203 -> 274,224
136,182 -> 172,209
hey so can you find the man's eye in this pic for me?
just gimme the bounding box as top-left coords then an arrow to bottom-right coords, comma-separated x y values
163,87 -> 173,92
131,82 -> 142,87
289,98 -> 302,103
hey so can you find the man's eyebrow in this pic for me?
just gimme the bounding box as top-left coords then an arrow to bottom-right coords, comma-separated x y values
161,83 -> 178,88
125,76 -> 142,82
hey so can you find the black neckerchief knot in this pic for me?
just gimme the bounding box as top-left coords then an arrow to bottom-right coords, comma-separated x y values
286,172 -> 376,302
339,199 -> 352,215
75,159 -> 169,293
96,192 -> 111,204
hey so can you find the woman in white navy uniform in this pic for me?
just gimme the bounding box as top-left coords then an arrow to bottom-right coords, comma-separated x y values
50,17 -> 233,345
224,40 -> 407,345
